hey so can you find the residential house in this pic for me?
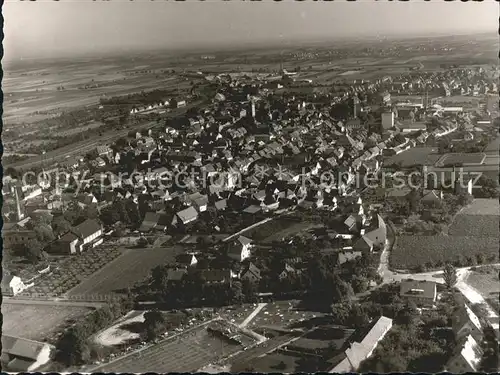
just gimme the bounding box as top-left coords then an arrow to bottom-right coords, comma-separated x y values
240,262 -> 262,284
452,303 -> 483,343
200,269 -> 232,284
72,219 -> 103,248
96,145 -> 113,160
54,219 -> 103,254
278,263 -> 301,281
227,235 -> 253,262
139,212 -> 161,232
353,214 -> 387,253
192,193 -> 209,213
400,280 -> 437,307
445,334 -> 483,373
175,253 -> 198,267
214,199 -> 227,211
1,335 -> 54,372
336,251 -> 363,265
1,271 -> 28,296
172,206 -> 199,226
166,268 -> 188,283
2,223 -> 37,248
53,231 -> 80,255
386,187 -> 412,203
329,316 -> 393,373
421,189 -> 443,207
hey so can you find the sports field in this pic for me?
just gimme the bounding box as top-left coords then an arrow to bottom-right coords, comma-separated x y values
95,320 -> 250,373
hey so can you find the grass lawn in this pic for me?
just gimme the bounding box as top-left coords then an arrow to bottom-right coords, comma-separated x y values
243,218 -> 319,243
67,247 -> 184,296
2,302 -> 93,342
390,235 -> 499,270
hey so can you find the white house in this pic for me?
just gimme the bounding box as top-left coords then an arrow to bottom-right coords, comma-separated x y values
453,303 -> 483,344
1,272 -> 28,296
446,334 -> 483,373
227,235 -> 253,262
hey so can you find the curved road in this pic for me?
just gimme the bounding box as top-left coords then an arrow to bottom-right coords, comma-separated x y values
377,220 -> 499,330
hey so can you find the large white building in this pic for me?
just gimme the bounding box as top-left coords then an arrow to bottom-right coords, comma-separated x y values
329,316 -> 393,373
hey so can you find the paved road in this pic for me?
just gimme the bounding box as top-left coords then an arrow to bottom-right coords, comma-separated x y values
240,303 -> 267,328
3,296 -> 103,309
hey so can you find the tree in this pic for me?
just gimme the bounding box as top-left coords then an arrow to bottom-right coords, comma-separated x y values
242,279 -> 258,302
351,275 -> 369,293
330,302 -> 352,325
349,303 -> 370,329
15,239 -> 45,264
55,326 -> 90,366
85,204 -> 100,220
144,309 -> 166,341
34,224 -> 55,244
395,300 -> 418,326
5,167 -> 19,179
63,202 -> 85,224
457,192 -> 473,207
52,215 -> 72,237
100,205 -> 121,226
229,281 -> 244,304
443,263 -> 458,290
329,274 -> 354,303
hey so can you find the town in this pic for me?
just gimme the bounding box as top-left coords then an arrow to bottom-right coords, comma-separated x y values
2,5 -> 499,374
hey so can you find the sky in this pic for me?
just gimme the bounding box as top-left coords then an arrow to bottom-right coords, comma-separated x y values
3,0 -> 499,60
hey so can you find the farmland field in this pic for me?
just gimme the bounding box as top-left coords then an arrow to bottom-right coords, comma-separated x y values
390,235 -> 499,270
449,199 -> 499,237
95,320 -> 248,373
448,215 -> 499,237
66,247 -> 184,296
2,302 -> 93,342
